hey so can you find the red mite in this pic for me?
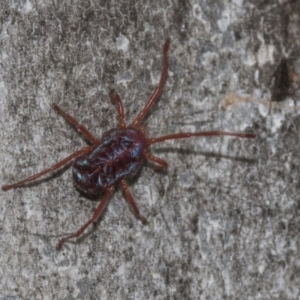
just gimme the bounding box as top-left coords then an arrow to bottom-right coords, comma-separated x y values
2,39 -> 255,250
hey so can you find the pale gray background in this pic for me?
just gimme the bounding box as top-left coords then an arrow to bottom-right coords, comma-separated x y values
0,0 -> 299,299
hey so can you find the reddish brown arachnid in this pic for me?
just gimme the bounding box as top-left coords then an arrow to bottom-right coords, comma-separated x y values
2,39 -> 255,250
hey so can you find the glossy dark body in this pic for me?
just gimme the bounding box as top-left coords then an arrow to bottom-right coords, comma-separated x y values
73,128 -> 147,194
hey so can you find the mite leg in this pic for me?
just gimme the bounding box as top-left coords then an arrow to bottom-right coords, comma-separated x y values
131,39 -> 170,128
2,147 -> 91,191
120,179 -> 148,225
110,90 -> 126,129
52,103 -> 99,145
147,131 -> 256,145
56,186 -> 115,250
144,152 -> 168,171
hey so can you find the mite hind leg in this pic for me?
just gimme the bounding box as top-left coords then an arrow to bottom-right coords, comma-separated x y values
56,186 -> 115,250
120,179 -> 148,225
2,147 -> 91,191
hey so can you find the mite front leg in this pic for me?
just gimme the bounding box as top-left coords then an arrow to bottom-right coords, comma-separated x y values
52,103 -> 99,145
110,90 -> 126,130
131,39 -> 170,128
147,131 -> 256,145
144,152 -> 168,171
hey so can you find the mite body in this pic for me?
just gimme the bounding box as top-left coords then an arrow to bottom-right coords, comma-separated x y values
2,39 -> 255,249
73,128 -> 147,194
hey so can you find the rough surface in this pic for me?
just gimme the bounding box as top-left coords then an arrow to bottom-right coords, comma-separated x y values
0,0 -> 300,299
